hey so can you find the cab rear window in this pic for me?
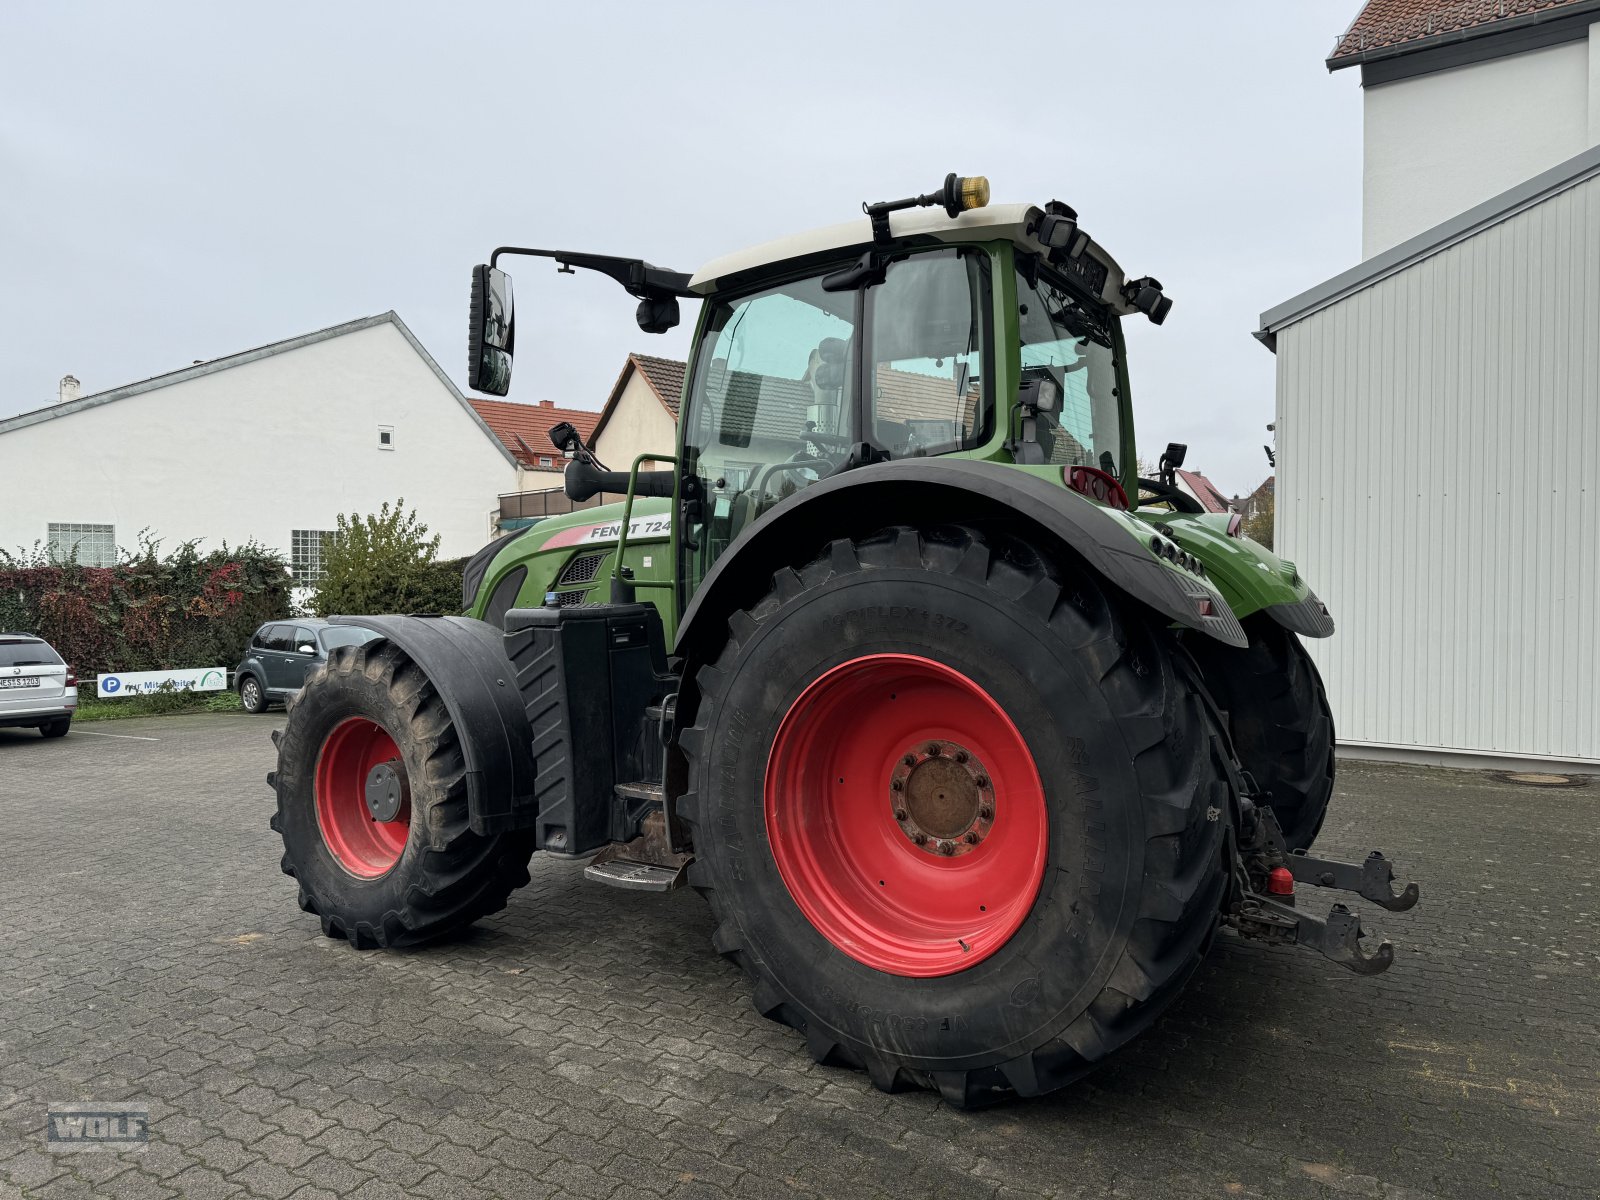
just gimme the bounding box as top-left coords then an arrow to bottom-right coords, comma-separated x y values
0,641 -> 63,667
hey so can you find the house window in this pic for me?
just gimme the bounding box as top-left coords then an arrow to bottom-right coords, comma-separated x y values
378,425 -> 394,449
47,523 -> 116,567
538,455 -> 554,468
291,529 -> 338,584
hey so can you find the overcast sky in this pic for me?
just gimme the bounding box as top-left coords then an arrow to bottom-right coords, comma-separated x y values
1,2 -> 1361,496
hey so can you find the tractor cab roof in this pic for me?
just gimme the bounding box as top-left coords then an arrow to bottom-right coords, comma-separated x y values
688,201 -> 1142,318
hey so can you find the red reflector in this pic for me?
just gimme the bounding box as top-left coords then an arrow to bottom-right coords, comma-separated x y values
1267,867 -> 1295,896
1196,598 -> 1214,617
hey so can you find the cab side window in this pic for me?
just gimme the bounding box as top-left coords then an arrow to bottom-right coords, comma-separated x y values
867,249 -> 989,456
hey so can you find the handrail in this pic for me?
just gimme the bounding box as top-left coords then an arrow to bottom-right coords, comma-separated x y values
612,453 -> 678,602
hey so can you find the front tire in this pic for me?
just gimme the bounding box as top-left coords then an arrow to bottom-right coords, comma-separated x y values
680,525 -> 1232,1107
1187,615 -> 1334,852
269,640 -> 536,948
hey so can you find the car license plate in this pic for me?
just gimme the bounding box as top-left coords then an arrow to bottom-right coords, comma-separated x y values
0,676 -> 41,689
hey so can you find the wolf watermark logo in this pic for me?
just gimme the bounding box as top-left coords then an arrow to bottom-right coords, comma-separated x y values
46,1104 -> 148,1152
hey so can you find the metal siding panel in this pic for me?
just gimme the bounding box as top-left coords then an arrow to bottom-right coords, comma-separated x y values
1274,172 -> 1600,762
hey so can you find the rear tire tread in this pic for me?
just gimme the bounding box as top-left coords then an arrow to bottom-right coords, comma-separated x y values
681,523 -> 1231,1108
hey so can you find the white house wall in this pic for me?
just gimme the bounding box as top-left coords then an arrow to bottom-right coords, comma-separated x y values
1362,26 -> 1600,257
1276,172 -> 1600,763
593,372 -> 678,470
0,321 -> 518,563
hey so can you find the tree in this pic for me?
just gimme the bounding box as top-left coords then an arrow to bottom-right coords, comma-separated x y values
309,500 -> 460,616
1240,488 -> 1274,550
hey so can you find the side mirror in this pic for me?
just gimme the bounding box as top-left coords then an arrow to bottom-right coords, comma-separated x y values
298,644 -> 316,655
468,264 -> 515,396
1159,441 -> 1187,488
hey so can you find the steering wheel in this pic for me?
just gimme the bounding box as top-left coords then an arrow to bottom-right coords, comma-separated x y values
745,442 -> 847,499
1135,477 -> 1205,514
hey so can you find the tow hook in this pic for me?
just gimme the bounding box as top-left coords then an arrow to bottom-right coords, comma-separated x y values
1286,848 -> 1420,912
1233,893 -> 1396,976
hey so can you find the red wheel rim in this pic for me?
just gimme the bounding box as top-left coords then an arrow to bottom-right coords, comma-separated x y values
314,717 -> 411,878
764,654 -> 1048,977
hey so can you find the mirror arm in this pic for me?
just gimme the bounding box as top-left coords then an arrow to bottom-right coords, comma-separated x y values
489,246 -> 693,300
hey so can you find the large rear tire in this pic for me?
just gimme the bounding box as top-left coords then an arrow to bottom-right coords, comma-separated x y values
269,640 -> 536,948
680,525 -> 1233,1107
1187,615 -> 1334,852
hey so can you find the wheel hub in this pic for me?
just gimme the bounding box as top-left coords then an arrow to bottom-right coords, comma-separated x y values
364,759 -> 409,823
892,741 -> 993,856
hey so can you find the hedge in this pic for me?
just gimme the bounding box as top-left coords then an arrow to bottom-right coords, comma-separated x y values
0,536 -> 292,676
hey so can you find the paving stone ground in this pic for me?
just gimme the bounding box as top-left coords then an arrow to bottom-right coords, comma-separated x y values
1,713 -> 1596,1199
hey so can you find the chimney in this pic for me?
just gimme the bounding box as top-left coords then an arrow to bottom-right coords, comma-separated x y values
58,375 -> 81,405
538,400 -> 554,409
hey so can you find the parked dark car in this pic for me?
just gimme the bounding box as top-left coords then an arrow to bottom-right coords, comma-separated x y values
0,633 -> 78,737
234,620 -> 379,714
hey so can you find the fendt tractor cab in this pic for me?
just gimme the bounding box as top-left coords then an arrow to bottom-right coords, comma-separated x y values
269,175 -> 1419,1107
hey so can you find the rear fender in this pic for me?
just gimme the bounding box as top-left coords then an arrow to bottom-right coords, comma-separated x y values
674,459 -> 1248,671
330,614 -> 537,840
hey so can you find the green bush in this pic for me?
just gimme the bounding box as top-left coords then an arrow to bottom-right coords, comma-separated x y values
309,500 -> 465,616
0,534 -> 292,676
76,685 -> 242,722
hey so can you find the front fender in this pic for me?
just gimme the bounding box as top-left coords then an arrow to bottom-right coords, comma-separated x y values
330,614 -> 536,839
674,459 -> 1248,667
1150,513 -> 1334,637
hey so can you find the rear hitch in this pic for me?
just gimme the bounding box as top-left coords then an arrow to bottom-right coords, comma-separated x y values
1232,894 -> 1395,976
1227,799 -> 1416,976
1287,848 -> 1420,912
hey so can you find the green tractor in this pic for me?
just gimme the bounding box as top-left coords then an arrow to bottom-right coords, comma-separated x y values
269,175 -> 1418,1107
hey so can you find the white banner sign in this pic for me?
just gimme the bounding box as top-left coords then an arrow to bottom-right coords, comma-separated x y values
96,667 -> 228,699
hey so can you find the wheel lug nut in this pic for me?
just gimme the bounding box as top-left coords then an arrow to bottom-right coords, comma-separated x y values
954,749 -> 969,763
965,831 -> 979,844
975,775 -> 990,789
913,832 -> 928,846
979,805 -> 993,821
903,754 -> 917,767
894,808 -> 908,822
938,840 -> 956,856
925,743 -> 942,757
891,778 -> 904,791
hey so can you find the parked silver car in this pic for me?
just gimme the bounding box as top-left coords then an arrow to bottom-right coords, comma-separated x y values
0,634 -> 77,737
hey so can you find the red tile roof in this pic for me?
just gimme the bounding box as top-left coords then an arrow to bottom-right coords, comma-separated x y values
631,354 -> 686,417
591,354 -> 688,444
1330,0 -> 1591,63
469,398 -> 599,469
1176,469 -> 1234,515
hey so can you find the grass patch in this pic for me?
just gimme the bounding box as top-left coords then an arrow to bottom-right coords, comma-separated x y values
75,688 -> 243,722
